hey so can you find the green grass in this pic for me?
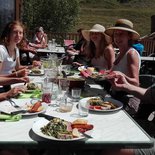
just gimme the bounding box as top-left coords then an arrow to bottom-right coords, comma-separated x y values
72,0 -> 155,36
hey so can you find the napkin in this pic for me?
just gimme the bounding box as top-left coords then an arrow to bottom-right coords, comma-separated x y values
0,114 -> 22,122
18,90 -> 42,99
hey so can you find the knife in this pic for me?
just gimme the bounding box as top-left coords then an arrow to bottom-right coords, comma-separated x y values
10,109 -> 28,115
38,113 -> 93,138
38,113 -> 56,120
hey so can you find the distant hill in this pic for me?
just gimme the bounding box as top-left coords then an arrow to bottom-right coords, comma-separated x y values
73,0 -> 155,37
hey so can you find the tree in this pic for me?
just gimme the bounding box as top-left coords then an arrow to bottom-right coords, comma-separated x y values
22,0 -> 79,33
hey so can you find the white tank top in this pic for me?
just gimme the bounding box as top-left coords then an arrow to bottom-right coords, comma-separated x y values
112,47 -> 141,74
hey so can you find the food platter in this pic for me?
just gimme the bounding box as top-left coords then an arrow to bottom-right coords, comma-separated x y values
24,83 -> 42,93
29,69 -> 44,76
0,99 -> 48,116
89,71 -> 115,81
32,119 -> 86,141
79,97 -> 123,112
15,102 -> 48,116
78,66 -> 113,80
89,73 -> 107,81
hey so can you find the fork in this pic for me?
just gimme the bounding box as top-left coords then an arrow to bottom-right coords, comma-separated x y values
8,99 -> 28,115
98,92 -> 107,102
8,99 -> 21,109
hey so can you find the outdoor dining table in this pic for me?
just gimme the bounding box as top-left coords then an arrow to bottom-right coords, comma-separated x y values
37,47 -> 65,54
141,56 -> 155,61
0,74 -> 153,154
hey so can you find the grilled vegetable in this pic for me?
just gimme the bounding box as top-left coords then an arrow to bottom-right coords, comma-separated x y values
71,124 -> 94,133
28,101 -> 42,113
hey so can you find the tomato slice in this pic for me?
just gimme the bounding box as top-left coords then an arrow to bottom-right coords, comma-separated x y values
99,70 -> 106,74
94,106 -> 102,110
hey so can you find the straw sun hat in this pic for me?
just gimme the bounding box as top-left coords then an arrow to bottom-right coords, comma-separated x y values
82,24 -> 111,42
105,19 -> 140,40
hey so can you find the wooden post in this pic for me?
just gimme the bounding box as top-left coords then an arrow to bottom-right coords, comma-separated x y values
151,15 -> 155,33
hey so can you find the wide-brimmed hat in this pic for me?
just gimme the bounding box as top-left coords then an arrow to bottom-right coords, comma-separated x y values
82,24 -> 111,42
105,19 -> 140,40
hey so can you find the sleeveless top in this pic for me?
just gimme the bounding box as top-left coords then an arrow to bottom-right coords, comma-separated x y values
0,45 -> 19,75
91,54 -> 108,69
112,47 -> 141,74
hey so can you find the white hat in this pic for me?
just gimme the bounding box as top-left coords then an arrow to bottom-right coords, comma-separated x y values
82,24 -> 111,42
105,19 -> 140,40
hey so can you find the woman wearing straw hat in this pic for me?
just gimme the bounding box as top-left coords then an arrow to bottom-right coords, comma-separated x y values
105,19 -> 141,85
82,24 -> 115,70
105,19 -> 141,100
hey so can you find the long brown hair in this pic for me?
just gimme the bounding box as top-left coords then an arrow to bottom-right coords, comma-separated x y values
89,34 -> 111,59
0,20 -> 26,46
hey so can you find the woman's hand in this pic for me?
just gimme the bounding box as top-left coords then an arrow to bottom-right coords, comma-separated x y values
6,87 -> 25,98
32,60 -> 42,68
17,77 -> 30,84
41,43 -> 48,48
16,69 -> 29,77
72,62 -> 83,67
106,71 -> 131,91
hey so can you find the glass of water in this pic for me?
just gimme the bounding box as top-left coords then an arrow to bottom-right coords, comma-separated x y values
78,100 -> 89,117
71,88 -> 81,102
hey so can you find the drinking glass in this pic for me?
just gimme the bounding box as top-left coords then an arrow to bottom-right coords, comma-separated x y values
55,78 -> 70,106
78,100 -> 89,117
42,86 -> 52,104
48,40 -> 52,50
59,100 -> 73,113
71,88 -> 81,102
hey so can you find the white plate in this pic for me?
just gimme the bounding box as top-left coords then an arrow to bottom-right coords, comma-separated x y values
32,119 -> 86,141
79,97 -> 123,112
29,69 -> 44,76
21,102 -> 48,116
25,83 -> 42,93
78,66 -> 87,71
24,89 -> 41,93
24,89 -> 36,93
0,99 -> 48,116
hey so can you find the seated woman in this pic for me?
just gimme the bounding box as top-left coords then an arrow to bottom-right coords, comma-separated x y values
64,28 -> 90,65
72,39 -> 91,67
66,28 -> 85,56
105,19 -> 141,99
0,20 -> 40,92
82,24 -> 115,70
32,26 -> 48,48
19,37 -> 40,65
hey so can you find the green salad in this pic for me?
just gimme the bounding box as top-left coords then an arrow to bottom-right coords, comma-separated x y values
41,118 -> 73,139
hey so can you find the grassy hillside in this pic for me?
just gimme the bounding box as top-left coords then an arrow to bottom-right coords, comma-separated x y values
73,0 -> 155,37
